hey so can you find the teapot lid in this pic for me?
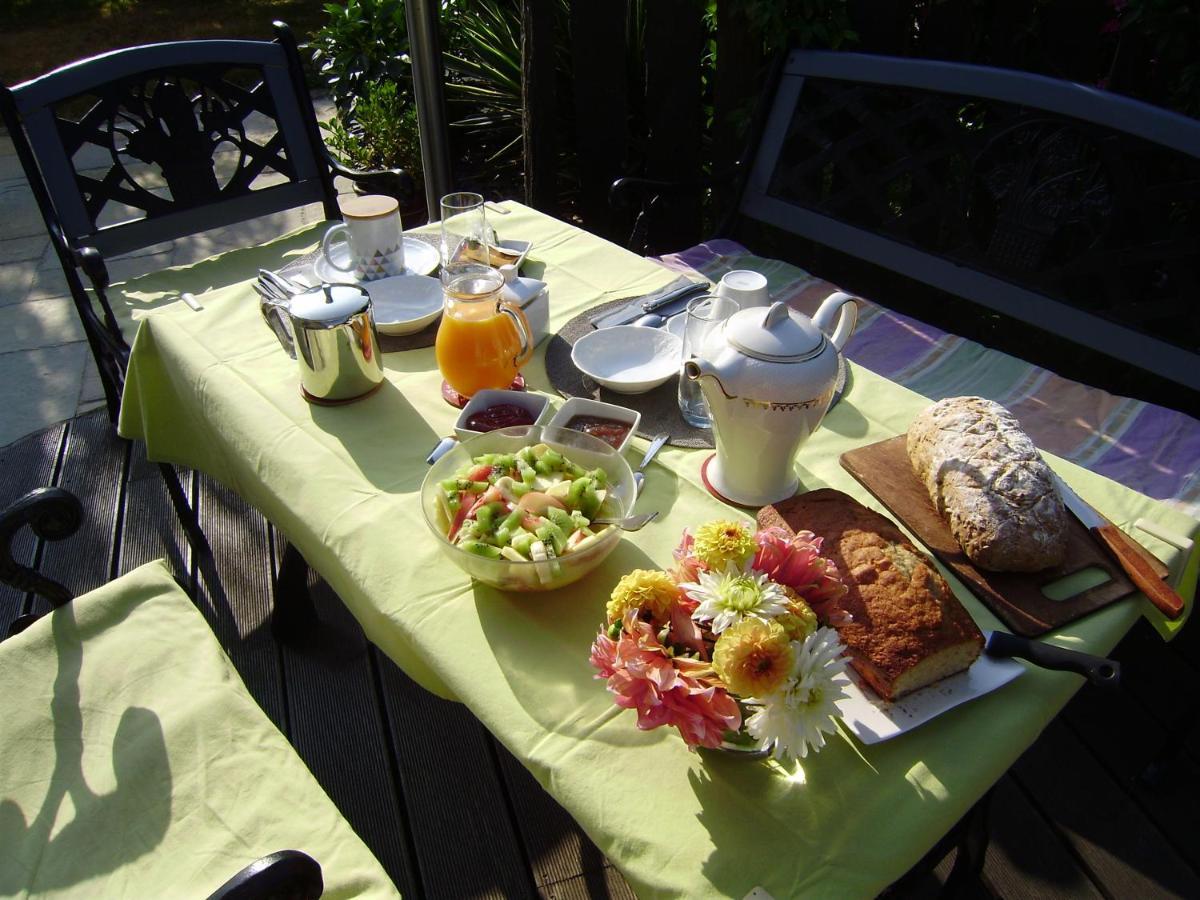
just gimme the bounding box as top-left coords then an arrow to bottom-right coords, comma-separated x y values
725,301 -> 825,361
289,283 -> 372,327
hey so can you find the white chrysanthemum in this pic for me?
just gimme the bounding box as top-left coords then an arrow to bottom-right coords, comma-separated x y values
682,560 -> 789,634
744,626 -> 849,760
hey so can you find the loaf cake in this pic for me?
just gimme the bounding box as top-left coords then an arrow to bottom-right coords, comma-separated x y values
907,397 -> 1067,572
759,490 -> 983,701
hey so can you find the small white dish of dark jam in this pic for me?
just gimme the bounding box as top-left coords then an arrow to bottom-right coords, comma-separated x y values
454,390 -> 552,441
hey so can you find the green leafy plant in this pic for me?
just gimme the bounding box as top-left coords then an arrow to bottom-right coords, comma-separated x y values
742,0 -> 858,51
1112,0 -> 1200,115
321,80 -> 422,175
441,0 -> 534,189
309,0 -> 411,117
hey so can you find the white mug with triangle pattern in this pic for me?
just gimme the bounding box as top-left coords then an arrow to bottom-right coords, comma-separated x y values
321,194 -> 405,282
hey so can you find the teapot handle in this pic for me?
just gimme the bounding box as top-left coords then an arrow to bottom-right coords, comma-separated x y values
812,291 -> 859,352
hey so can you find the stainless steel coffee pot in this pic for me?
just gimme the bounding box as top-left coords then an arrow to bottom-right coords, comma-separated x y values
261,282 -> 385,404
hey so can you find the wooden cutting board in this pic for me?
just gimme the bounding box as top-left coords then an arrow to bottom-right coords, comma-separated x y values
840,435 -> 1139,636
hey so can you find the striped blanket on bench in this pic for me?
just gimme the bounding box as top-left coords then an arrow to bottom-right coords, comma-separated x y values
659,239 -> 1200,522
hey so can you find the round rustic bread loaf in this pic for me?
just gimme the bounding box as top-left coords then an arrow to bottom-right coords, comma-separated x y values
906,397 -> 1067,572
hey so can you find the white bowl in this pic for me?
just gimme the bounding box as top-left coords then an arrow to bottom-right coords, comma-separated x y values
454,389 -> 552,441
367,274 -> 443,336
570,325 -> 682,394
547,396 -> 641,455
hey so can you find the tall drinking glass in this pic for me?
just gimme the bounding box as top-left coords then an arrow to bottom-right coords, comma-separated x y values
436,193 -> 533,399
678,294 -> 739,428
439,192 -> 492,281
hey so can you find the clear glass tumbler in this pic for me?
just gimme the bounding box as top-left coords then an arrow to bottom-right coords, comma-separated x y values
678,294 -> 739,428
439,192 -> 492,286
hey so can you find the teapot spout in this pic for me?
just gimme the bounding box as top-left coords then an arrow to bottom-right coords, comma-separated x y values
683,358 -> 731,399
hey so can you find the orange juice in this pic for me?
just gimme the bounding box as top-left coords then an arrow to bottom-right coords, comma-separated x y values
435,268 -> 533,398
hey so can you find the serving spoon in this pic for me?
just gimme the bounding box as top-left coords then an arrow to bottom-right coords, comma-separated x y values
592,511 -> 659,531
633,432 -> 670,497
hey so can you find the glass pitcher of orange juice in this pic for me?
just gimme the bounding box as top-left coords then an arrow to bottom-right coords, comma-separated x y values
435,262 -> 534,398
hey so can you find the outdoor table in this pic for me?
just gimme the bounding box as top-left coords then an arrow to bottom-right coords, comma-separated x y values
117,201 -> 1197,898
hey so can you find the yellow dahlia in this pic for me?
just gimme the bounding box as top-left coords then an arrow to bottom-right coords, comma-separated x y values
713,617 -> 794,697
693,520 -> 756,571
776,588 -> 818,642
606,569 -> 680,623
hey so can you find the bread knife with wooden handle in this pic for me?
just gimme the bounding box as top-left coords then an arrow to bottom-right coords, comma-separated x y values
1052,473 -> 1185,619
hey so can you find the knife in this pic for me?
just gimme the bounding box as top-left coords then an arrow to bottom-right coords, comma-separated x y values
589,278 -> 710,329
1053,473 -> 1185,620
984,630 -> 1120,688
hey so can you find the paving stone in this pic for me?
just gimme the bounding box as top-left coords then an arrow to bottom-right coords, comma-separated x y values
78,353 -> 105,406
0,296 -> 85,353
0,235 -> 48,264
0,260 -> 37,307
23,265 -> 70,301
0,180 -> 46,241
0,343 -> 88,450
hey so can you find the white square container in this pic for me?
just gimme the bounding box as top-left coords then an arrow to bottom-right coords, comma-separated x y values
454,389 -> 553,441
547,397 -> 641,455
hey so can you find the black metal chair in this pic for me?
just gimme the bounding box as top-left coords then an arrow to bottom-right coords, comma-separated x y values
0,21 -> 413,556
0,21 -> 412,424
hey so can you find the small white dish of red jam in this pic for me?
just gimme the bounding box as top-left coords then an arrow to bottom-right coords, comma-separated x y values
548,397 -> 641,454
455,389 -> 552,441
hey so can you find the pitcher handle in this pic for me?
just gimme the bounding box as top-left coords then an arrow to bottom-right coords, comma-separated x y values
499,300 -> 535,368
813,291 -> 859,352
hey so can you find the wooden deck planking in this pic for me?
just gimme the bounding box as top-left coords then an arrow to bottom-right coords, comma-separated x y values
0,421 -> 65,632
272,560 -> 421,897
2,408 -> 1199,898
374,649 -> 536,899
980,776 -> 1106,900
31,413 -> 127,616
1011,718 -> 1200,897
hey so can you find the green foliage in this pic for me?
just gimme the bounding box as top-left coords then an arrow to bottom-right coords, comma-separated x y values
320,80 -> 421,173
309,0 -> 410,117
1117,0 -> 1200,115
741,0 -> 858,51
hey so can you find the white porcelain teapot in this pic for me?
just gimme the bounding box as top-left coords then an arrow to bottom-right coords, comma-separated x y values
684,293 -> 858,506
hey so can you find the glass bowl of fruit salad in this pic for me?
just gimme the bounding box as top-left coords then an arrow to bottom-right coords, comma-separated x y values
421,424 -> 637,591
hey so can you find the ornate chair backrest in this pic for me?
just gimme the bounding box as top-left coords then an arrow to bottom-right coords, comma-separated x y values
738,50 -> 1200,393
0,24 -> 339,260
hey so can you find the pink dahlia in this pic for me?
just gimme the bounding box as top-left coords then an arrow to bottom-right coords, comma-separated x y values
752,527 -> 847,614
589,612 -> 740,749
671,529 -> 706,584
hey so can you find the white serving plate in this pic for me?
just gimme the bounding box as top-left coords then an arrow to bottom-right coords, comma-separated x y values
315,236 -> 439,282
570,325 -> 682,394
365,274 -> 443,336
834,653 -> 1025,744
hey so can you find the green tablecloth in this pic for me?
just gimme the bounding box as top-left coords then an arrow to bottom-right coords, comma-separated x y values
117,202 -> 1196,898
0,561 -> 397,898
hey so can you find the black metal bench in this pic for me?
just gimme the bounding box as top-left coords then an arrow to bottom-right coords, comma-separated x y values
616,50 -> 1200,411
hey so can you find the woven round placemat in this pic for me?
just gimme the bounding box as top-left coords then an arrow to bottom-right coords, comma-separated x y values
546,298 -> 850,449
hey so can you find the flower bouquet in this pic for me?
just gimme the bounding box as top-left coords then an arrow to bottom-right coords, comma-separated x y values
589,519 -> 852,760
